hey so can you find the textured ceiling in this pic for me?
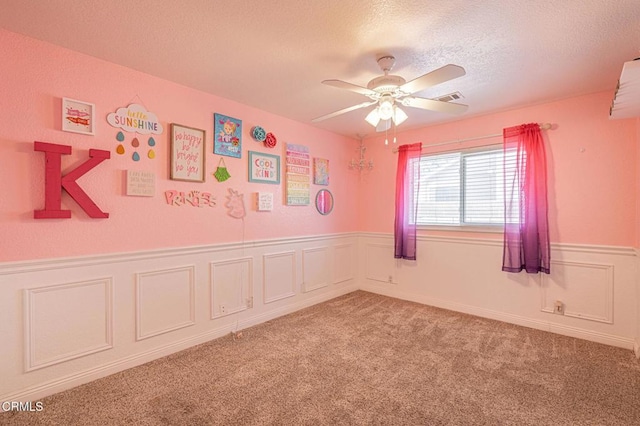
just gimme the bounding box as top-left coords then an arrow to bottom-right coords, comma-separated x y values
1,0 -> 639,138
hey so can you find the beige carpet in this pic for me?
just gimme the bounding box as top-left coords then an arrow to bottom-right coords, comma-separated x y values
2,290 -> 639,425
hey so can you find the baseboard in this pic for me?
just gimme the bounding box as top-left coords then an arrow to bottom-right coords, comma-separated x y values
1,283 -> 358,402
361,284 -> 635,350
635,341 -> 640,359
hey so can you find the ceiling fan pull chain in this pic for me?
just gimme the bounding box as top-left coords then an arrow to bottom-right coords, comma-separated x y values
393,120 -> 397,144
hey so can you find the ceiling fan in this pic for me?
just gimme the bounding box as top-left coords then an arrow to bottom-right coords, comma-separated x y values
312,55 -> 468,132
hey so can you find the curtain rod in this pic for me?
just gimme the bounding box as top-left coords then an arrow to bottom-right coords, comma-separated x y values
392,123 -> 553,153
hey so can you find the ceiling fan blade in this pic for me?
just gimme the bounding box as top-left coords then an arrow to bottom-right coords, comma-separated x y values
322,79 -> 377,96
376,119 -> 391,133
403,97 -> 468,114
311,101 -> 378,122
399,64 -> 466,95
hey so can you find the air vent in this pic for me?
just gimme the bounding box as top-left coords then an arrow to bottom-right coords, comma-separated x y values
435,92 -> 464,102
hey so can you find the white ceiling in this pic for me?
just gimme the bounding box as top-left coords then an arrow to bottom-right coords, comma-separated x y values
1,0 -> 639,138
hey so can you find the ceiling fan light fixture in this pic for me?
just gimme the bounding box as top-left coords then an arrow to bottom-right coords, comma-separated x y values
392,106 -> 408,126
378,98 -> 394,120
315,57 -> 467,130
365,109 -> 381,127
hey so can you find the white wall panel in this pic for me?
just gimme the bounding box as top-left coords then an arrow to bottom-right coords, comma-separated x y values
210,257 -> 253,319
302,247 -> 329,293
263,251 -> 296,303
365,243 -> 397,284
333,243 -> 354,284
24,278 -> 113,371
541,260 -> 614,323
136,266 -> 195,340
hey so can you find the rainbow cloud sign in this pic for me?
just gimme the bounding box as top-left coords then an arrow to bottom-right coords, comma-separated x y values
107,104 -> 163,135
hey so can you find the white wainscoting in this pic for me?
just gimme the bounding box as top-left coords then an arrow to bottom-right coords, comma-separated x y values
24,278 -> 113,372
540,260 -> 613,324
365,243 -> 397,284
302,247 -> 329,293
359,233 -> 637,350
0,233 -> 358,402
333,243 -> 355,284
136,266 -> 195,340
1,231 -> 637,402
263,251 -> 296,304
210,257 -> 253,319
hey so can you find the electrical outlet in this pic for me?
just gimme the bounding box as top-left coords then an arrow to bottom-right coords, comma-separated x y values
554,300 -> 564,315
247,297 -> 253,308
220,304 -> 227,314
388,275 -> 393,284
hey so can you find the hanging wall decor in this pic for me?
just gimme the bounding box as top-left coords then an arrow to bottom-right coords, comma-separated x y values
251,126 -> 266,142
170,124 -> 205,182
225,188 -> 246,219
107,103 -> 163,135
214,113 -> 242,158
108,103 -> 162,161
315,189 -> 334,215
285,143 -> 310,205
147,137 -> 156,159
213,157 -> 231,182
126,170 -> 155,197
257,192 -> 274,211
248,151 -> 280,184
62,98 -> 95,135
264,132 -> 277,148
164,190 -> 216,207
313,158 -> 329,185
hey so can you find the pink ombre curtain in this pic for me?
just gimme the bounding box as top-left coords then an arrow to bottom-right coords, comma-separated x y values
502,123 -> 550,274
394,142 -> 422,260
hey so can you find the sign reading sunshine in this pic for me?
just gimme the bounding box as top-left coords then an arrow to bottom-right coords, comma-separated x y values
107,103 -> 163,135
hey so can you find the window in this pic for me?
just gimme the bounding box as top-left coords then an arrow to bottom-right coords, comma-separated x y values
411,146 -> 519,226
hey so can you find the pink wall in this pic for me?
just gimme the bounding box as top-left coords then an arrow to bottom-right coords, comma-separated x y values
2,28 -> 636,263
359,91 -> 638,247
0,30 -> 360,262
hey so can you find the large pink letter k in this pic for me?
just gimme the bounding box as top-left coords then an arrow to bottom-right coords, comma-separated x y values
34,141 -> 110,219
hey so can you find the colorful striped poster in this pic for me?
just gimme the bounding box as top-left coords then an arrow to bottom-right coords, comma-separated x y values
285,143 -> 310,205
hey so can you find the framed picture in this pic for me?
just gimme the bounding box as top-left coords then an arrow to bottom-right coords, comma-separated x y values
285,143 -> 310,205
170,123 -> 206,182
214,113 -> 242,158
248,151 -> 280,184
314,158 -> 329,185
62,98 -> 95,135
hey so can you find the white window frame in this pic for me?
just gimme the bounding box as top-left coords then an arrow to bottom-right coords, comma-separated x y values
413,143 -> 514,233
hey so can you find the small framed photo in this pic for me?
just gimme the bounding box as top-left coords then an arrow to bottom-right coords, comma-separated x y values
314,158 -> 329,185
170,123 -> 206,182
62,98 -> 95,135
248,151 -> 280,184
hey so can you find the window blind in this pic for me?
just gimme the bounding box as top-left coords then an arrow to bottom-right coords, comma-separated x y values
412,147 -> 519,226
